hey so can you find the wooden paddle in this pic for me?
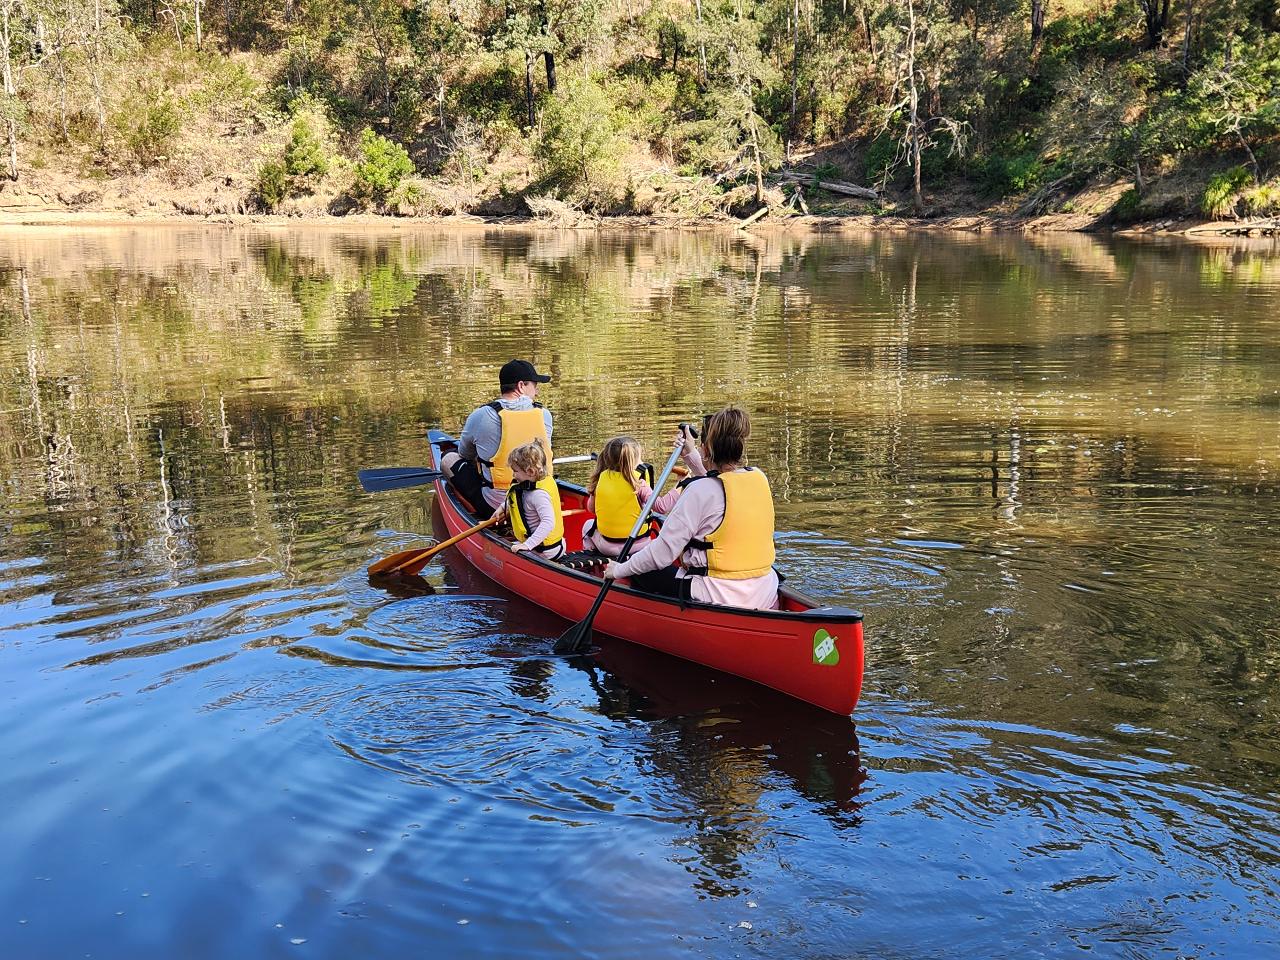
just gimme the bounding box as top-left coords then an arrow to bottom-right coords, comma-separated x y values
369,508 -> 588,579
553,439 -> 687,655
359,454 -> 596,493
368,514 -> 502,577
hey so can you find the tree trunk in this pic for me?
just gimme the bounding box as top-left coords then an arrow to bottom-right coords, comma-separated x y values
91,0 -> 107,141
543,50 -> 556,94
694,0 -> 708,84
55,54 -> 70,141
1237,131 -> 1261,181
2,0 -> 18,180
1181,0 -> 1194,81
194,0 -> 203,50
1031,0 -> 1045,53
524,50 -> 535,128
747,106 -> 765,204
1140,0 -> 1166,49
5,113 -> 16,180
907,0 -> 922,212
788,0 -> 799,159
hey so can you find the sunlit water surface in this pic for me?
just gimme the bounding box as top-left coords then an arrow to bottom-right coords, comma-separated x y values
2,226 -> 1278,958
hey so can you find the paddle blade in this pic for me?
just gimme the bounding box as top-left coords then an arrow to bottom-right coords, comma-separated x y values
367,543 -> 436,576
358,467 -> 444,493
396,544 -> 445,577
553,620 -> 593,655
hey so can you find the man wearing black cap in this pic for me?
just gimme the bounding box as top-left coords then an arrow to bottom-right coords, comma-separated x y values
441,359 -> 554,518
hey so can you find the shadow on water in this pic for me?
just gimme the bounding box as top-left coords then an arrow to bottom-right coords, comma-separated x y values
414,502 -> 867,813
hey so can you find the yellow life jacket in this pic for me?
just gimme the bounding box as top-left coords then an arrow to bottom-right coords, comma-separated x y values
687,468 -> 775,580
480,402 -> 552,492
593,466 -> 655,540
507,476 -> 564,550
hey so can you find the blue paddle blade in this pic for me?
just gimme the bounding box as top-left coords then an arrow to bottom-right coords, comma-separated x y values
358,467 -> 444,493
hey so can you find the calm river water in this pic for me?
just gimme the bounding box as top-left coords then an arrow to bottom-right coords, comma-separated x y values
1,226 -> 1278,959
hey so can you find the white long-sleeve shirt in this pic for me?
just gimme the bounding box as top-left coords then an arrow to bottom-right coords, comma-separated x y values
612,466 -> 780,610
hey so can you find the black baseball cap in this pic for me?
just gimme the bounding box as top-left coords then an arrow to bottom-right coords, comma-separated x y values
499,359 -> 551,385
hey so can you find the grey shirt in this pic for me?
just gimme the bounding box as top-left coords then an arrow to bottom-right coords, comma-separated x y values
457,397 -> 554,507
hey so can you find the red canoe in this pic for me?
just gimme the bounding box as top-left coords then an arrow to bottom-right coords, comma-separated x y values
426,430 -> 865,715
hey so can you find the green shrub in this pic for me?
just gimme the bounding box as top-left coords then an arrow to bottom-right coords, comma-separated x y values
982,151 -> 1047,195
863,135 -> 898,183
536,77 -> 628,208
1241,181 -> 1280,217
114,95 -> 182,167
352,128 -> 415,206
1200,166 -> 1253,218
255,160 -> 289,211
284,116 -> 330,181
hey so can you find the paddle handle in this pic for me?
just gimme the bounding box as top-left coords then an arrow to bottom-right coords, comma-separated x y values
393,514 -> 502,576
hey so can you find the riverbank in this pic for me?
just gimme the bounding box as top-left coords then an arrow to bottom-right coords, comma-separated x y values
4,177 -> 1276,237
1,202 -> 1274,238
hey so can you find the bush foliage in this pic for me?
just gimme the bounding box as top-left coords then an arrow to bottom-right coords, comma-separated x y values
352,128 -> 415,206
0,0 -> 1276,218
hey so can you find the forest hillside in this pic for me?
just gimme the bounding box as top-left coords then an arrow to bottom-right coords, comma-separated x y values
1,0 -> 1277,227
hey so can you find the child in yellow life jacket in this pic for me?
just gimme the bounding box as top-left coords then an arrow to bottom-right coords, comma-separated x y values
583,437 -> 685,557
493,440 -> 565,559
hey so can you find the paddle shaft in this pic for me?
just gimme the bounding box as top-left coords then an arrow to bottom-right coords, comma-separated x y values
397,514 -> 502,575
367,514 -> 500,577
360,454 -> 596,493
556,440 -> 686,654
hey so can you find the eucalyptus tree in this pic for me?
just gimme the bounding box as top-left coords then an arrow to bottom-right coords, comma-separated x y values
1,0 -> 23,179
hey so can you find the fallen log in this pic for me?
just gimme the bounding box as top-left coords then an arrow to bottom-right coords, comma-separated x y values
736,206 -> 770,229
1184,219 -> 1279,236
775,172 -> 878,201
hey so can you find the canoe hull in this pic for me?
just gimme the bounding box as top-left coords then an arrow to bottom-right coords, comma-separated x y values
427,431 -> 865,715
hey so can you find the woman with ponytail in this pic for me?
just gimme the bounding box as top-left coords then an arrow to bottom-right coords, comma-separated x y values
604,406 -> 779,611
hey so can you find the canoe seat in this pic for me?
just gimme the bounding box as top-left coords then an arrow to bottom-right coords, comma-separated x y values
557,550 -> 609,573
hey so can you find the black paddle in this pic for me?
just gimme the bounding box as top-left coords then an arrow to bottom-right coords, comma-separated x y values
554,438 -> 687,655
359,454 -> 596,494
358,466 -> 444,492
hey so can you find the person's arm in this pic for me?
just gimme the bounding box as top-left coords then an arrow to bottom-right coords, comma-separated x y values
543,408 -> 553,443
586,491 -> 596,513
651,485 -> 682,515
682,446 -> 707,477
457,407 -> 487,461
514,488 -> 556,551
612,489 -> 703,577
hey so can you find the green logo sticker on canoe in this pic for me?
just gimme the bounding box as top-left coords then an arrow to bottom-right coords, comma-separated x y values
812,629 -> 840,666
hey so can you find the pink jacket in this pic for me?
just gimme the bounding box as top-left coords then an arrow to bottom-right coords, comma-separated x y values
611,465 -> 780,611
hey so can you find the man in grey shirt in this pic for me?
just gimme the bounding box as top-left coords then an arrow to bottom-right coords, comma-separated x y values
441,359 -> 554,518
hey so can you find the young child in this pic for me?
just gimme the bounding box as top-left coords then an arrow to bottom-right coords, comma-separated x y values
583,436 -> 690,557
494,440 -> 565,559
